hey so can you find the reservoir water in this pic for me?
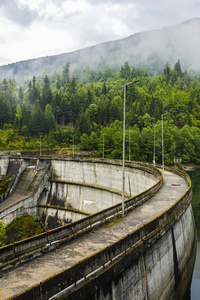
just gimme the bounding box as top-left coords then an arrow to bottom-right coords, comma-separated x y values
186,169 -> 200,300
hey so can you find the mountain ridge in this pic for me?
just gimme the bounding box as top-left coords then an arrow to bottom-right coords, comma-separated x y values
1,18 -> 200,82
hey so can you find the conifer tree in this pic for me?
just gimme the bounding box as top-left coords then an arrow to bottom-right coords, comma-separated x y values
44,104 -> 56,133
41,75 -> 52,111
62,62 -> 70,84
174,60 -> 183,77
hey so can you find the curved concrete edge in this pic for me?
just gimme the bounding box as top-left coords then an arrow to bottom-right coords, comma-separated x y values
0,158 -> 27,203
8,168 -> 196,300
0,161 -> 162,270
49,179 -> 126,197
55,207 -> 195,300
38,203 -> 90,216
61,206 -> 196,300
0,164 -> 51,224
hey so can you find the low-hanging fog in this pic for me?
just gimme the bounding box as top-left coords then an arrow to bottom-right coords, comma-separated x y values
0,18 -> 200,82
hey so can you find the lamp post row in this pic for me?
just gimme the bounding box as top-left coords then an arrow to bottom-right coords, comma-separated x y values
122,79 -> 169,217
153,125 -> 158,167
122,80 -> 139,217
48,78 -> 168,218
161,113 -> 169,171
73,135 -> 75,158
103,133 -> 105,159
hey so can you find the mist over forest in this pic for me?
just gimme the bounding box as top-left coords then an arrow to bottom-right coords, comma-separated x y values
1,18 -> 200,165
1,18 -> 200,82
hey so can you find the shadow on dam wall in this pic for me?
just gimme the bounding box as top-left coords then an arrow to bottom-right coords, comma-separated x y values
35,158 -> 160,229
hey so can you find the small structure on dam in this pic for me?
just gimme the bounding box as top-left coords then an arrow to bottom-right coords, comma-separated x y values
0,156 -> 197,300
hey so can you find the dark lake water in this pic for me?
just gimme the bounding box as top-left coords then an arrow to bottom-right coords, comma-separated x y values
185,169 -> 200,300
191,240 -> 200,299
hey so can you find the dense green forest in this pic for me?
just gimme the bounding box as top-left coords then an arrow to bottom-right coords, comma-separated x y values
1,60 -> 200,164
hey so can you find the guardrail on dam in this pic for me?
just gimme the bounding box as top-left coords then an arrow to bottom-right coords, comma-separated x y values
0,157 -> 160,226
0,158 -> 197,300
0,158 -> 162,268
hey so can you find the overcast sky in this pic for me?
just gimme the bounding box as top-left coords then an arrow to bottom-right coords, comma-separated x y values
0,0 -> 200,66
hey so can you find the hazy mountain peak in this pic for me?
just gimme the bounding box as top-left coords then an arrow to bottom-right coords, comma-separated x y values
1,17 -> 200,82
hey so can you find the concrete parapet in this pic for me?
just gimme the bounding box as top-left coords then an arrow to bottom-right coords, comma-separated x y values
51,159 -> 159,197
8,168 -> 195,300
0,159 -> 196,300
0,161 -> 162,270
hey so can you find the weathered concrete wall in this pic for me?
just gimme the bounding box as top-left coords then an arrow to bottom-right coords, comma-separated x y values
51,159 -> 157,196
9,170 -> 196,300
0,158 -> 159,226
46,159 -> 158,215
90,204 -> 196,300
8,159 -> 30,196
0,164 -> 162,270
0,159 -> 195,300
40,181 -> 123,214
0,165 -> 51,224
0,156 -> 9,177
39,205 -> 88,229
47,187 -> 196,300
0,158 -> 30,203
35,159 -> 160,224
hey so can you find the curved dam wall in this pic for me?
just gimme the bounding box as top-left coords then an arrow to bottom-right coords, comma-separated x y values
38,159 -> 159,226
0,157 -> 160,227
51,159 -> 157,197
39,181 -> 123,215
52,202 -> 196,300
0,160 -> 162,272
7,168 -> 196,300
82,200 -> 196,300
38,204 -> 89,228
60,169 -> 195,300
44,159 -> 158,214
74,204 -> 196,300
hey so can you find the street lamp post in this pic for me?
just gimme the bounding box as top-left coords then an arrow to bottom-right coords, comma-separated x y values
129,130 -> 132,161
153,125 -> 158,167
103,133 -> 105,159
122,80 -> 139,217
161,113 -> 169,172
73,135 -> 75,158
40,135 -> 42,156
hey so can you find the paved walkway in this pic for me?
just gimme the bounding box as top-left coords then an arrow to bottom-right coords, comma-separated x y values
0,169 -> 188,299
0,165 -> 48,212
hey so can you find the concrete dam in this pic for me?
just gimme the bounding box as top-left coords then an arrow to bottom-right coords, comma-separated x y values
0,156 -> 197,300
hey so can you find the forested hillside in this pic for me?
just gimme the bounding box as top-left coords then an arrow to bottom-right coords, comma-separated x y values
1,18 -> 200,81
1,60 -> 200,165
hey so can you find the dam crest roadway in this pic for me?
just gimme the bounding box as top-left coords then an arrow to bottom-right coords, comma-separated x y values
0,157 -> 197,300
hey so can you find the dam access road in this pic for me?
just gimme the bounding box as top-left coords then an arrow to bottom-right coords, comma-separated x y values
0,165 -> 49,212
0,168 -> 189,299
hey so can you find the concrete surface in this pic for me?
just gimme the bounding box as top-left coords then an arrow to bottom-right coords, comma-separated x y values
0,165 -> 50,224
0,169 -> 188,299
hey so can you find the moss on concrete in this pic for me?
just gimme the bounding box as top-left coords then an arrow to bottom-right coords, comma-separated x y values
5,214 -> 43,244
102,217 -> 123,228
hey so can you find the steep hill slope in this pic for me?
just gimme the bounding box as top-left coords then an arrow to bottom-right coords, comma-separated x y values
0,18 -> 200,81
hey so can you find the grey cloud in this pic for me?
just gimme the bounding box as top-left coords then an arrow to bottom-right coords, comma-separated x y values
0,0 -> 38,27
86,0 -> 135,5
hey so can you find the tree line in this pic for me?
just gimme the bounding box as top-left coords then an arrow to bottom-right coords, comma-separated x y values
1,60 -> 200,164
